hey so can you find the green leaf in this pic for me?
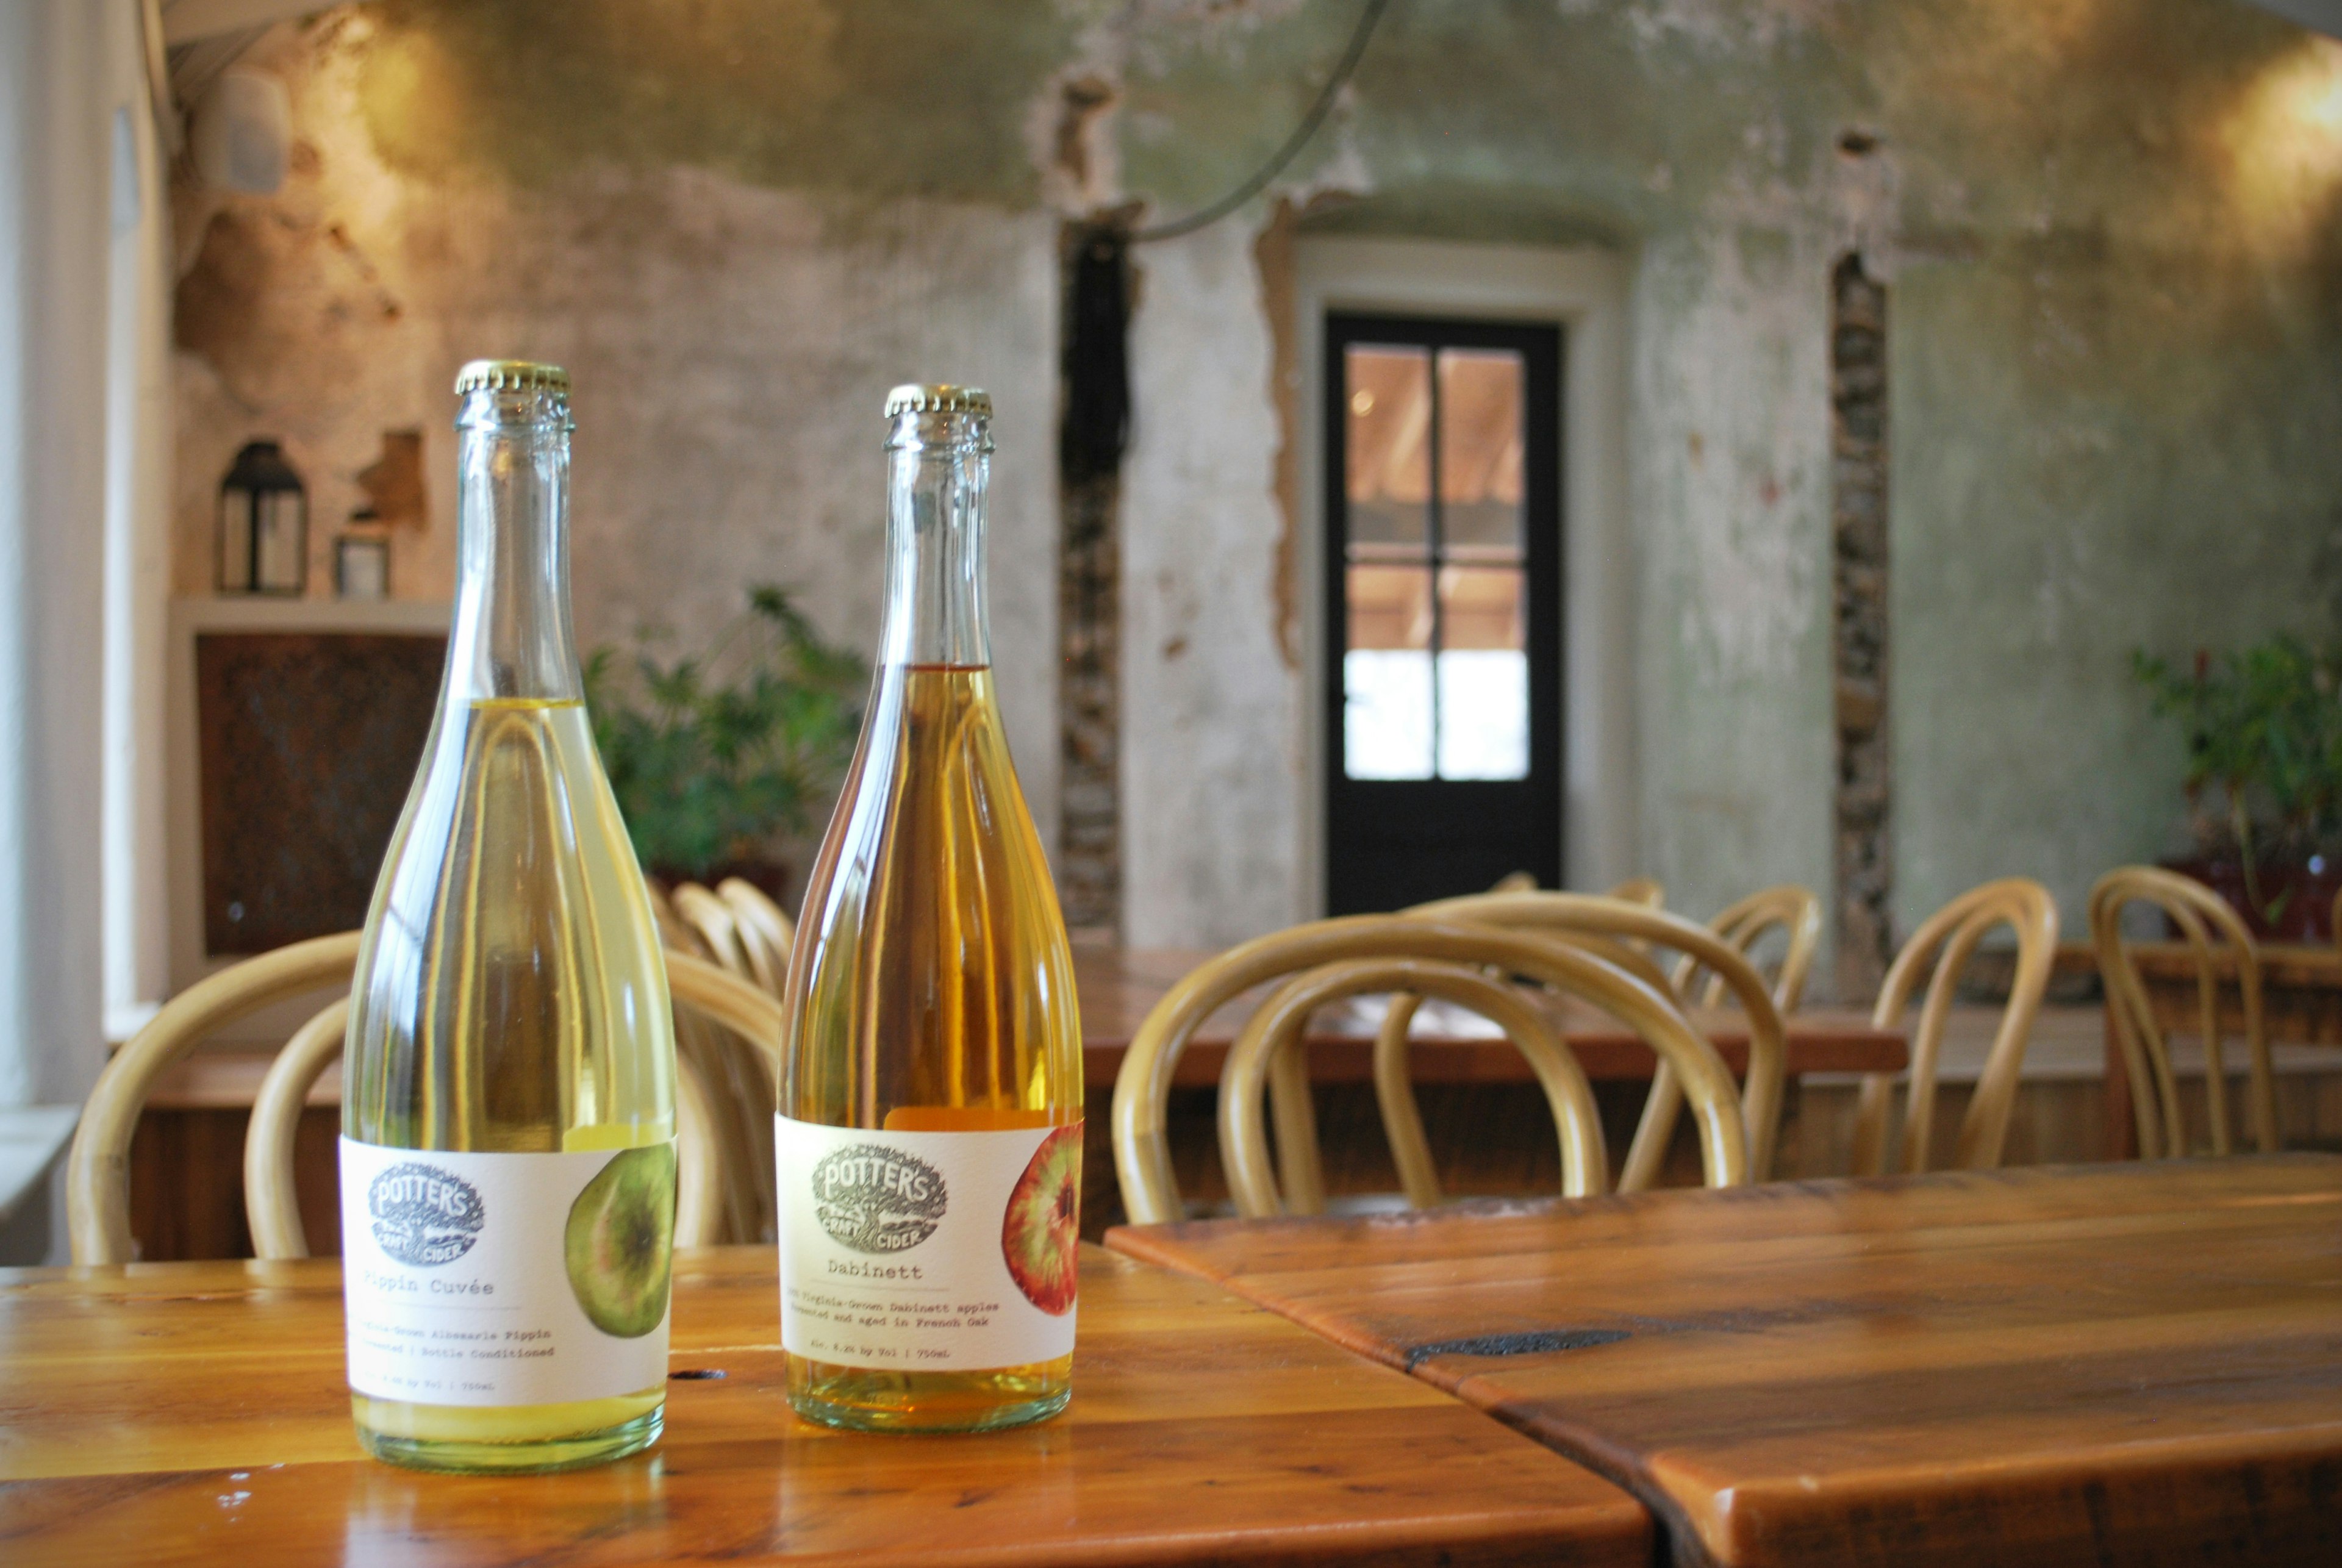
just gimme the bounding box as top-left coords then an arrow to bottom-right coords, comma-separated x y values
582,584 -> 867,878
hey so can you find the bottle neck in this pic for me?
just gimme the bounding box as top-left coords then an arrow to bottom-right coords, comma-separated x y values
448,387 -> 581,702
877,411 -> 991,669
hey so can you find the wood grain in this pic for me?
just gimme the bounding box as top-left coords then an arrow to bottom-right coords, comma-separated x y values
0,1244 -> 1647,1567
1108,1156 -> 2342,1568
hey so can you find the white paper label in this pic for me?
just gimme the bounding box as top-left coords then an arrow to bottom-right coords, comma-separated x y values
338,1137 -> 675,1407
776,1115 -> 1081,1372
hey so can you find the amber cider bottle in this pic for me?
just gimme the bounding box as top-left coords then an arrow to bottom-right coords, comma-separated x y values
777,384 -> 1083,1432
342,360 -> 677,1473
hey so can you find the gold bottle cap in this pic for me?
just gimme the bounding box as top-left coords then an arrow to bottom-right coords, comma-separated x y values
455,359 -> 571,395
885,384 -> 991,417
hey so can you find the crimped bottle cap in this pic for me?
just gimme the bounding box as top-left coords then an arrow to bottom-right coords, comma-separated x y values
454,359 -> 571,395
885,384 -> 991,417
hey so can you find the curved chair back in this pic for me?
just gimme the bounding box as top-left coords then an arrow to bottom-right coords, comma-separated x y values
1217,958 -> 1606,1215
664,880 -> 789,1240
70,933 -> 363,1265
671,881 -> 756,983
1112,914 -> 1747,1225
67,927 -> 784,1265
717,876 -> 795,992
243,993 -> 737,1259
1491,875 -> 1660,906
240,947 -> 779,1260
2090,865 -> 2276,1160
1624,884 -> 1821,1192
1673,885 -> 1823,1012
1852,876 -> 2060,1175
1405,890 -> 1789,1187
1605,876 -> 1666,909
650,886 -> 781,1244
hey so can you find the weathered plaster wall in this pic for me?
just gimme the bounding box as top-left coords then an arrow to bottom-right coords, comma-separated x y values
171,0 -> 2342,956
1106,0 -> 2342,947
172,9 -> 1065,851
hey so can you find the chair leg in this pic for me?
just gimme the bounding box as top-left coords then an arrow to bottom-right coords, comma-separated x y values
1850,1073 -> 1895,1176
1618,1064 -> 1681,1192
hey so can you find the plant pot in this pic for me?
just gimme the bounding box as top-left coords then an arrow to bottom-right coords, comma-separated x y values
2158,854 -> 2341,944
649,857 -> 793,915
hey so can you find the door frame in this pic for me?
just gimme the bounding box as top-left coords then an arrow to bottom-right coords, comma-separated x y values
1292,237 -> 1636,918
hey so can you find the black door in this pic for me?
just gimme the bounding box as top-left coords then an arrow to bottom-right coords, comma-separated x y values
1325,313 -> 1562,914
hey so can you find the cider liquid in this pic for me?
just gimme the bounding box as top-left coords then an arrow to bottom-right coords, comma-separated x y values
781,664 -> 1083,1431
345,698 -> 676,1472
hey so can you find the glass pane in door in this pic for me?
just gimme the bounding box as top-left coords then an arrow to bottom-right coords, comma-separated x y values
1343,345 -> 1435,780
1435,563 -> 1527,779
1433,348 -> 1527,780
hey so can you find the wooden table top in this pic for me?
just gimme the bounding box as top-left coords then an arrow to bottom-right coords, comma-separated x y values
0,1244 -> 1647,1567
1106,1156 -> 2342,1568
141,948 -> 1903,1109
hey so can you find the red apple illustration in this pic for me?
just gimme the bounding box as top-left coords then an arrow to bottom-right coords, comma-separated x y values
1001,1124 -> 1081,1315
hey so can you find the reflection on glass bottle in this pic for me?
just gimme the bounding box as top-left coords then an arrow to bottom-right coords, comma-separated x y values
777,385 -> 1083,1433
341,361 -> 676,1474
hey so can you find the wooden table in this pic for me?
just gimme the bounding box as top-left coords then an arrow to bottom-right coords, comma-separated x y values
1108,1157 -> 2342,1568
2100,941 -> 2342,1158
0,1242 -> 1648,1567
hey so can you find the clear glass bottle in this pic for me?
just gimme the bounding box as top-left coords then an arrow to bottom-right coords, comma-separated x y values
341,360 -> 677,1473
777,384 -> 1083,1433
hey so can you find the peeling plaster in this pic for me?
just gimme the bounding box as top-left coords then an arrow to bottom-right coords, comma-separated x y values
172,0 -> 2342,950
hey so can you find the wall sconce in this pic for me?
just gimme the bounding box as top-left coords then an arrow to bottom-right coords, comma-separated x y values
218,440 -> 308,596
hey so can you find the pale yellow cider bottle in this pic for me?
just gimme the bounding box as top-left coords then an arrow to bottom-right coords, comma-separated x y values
341,361 -> 677,1473
778,385 -> 1083,1432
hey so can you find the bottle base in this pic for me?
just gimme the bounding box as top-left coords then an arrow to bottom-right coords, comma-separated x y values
353,1397 -> 664,1473
788,1385 -> 1068,1434
785,1356 -> 1072,1434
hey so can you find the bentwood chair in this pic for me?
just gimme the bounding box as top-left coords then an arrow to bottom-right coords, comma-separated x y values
240,940 -> 779,1260
2090,865 -> 2278,1159
1402,892 -> 1790,1187
1219,958 -> 1608,1214
1111,915 -> 1749,1226
1674,885 -> 1824,1012
717,876 -> 796,991
1611,884 -> 1822,1189
242,992 -> 753,1261
64,930 -> 781,1265
650,884 -> 782,1244
1490,873 -> 1664,909
1605,876 -> 1666,909
1851,876 -> 2060,1175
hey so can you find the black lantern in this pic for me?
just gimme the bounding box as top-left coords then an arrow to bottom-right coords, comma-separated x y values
217,440 -> 308,595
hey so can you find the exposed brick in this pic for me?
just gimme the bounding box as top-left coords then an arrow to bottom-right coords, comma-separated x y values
1832,253 -> 1894,1000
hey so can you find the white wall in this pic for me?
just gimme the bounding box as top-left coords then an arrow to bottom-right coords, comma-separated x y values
0,0 -> 157,1263
1119,222 -> 1302,947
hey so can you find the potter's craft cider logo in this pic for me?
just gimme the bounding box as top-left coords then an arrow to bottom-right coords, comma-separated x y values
810,1144 -> 948,1254
368,1162 -> 486,1266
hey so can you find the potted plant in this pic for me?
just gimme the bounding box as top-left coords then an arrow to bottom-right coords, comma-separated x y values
2133,634 -> 2342,941
585,585 -> 864,906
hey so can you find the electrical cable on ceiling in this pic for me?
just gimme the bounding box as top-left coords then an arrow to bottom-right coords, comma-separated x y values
1062,0 -> 1392,481
1132,0 -> 1394,243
